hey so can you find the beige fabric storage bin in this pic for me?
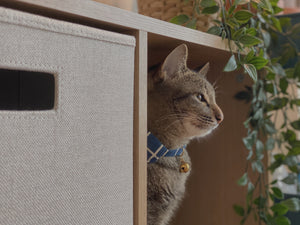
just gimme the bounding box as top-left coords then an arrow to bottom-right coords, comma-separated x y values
0,7 -> 135,225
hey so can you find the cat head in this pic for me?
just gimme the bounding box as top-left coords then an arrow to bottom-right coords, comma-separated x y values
148,44 -> 223,148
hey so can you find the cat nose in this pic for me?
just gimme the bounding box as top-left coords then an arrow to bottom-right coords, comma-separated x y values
215,112 -> 224,124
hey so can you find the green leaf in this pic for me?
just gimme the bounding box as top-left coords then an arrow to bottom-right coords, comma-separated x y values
247,182 -> 255,204
226,18 -> 240,29
224,55 -> 237,72
266,137 -> 275,150
245,50 -> 255,62
258,86 -> 266,101
235,0 -> 251,5
252,160 -> 264,173
248,57 -> 268,70
288,147 -> 300,156
257,12 -> 266,24
265,122 -> 276,134
243,137 -> 253,150
293,61 -> 300,79
284,156 -> 298,168
288,165 -> 299,173
271,17 -> 282,32
266,72 -> 275,80
248,181 -> 254,192
234,10 -> 253,23
291,99 -> 300,107
273,5 -> 283,14
269,154 -> 285,172
280,44 -> 297,66
279,78 -> 288,93
237,173 -> 248,186
232,28 -> 246,40
275,216 -> 291,225
200,0 -> 217,7
279,16 -> 291,28
228,5 -> 236,15
186,18 -> 197,29
269,97 -> 288,110
254,195 -> 267,208
289,23 -> 300,39
244,64 -> 257,82
272,63 -> 286,76
281,198 -> 300,212
256,139 -> 264,152
274,154 -> 285,161
207,26 -> 222,35
262,30 -> 271,47
233,204 -> 245,216
281,174 -> 297,185
258,0 -> 273,13
170,14 -> 190,25
271,179 -> 278,185
247,149 -> 253,160
246,27 -> 257,36
271,203 -> 289,216
253,108 -> 263,120
291,120 -> 300,130
234,90 -> 252,103
243,131 -> 257,150
258,49 -> 264,57
290,140 -> 300,148
239,35 -> 262,47
272,187 -> 284,199
202,5 -> 219,14
265,83 -> 274,94
282,130 -> 296,143
285,68 -> 295,78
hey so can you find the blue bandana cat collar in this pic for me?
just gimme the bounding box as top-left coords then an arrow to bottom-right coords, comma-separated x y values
147,132 -> 186,164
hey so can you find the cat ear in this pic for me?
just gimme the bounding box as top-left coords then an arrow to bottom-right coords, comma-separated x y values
161,44 -> 188,80
198,62 -> 210,77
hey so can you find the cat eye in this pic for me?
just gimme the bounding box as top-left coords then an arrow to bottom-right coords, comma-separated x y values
197,94 -> 203,101
196,94 -> 206,103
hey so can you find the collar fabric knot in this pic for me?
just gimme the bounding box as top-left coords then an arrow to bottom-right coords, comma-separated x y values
147,132 -> 186,164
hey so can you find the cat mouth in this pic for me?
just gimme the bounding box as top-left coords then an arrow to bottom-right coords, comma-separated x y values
182,114 -> 219,137
195,116 -> 217,128
192,122 -> 218,130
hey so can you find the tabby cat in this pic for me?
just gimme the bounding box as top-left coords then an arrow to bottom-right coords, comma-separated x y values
147,44 -> 223,225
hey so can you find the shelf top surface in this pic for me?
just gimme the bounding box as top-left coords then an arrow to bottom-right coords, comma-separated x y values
1,0 -> 231,53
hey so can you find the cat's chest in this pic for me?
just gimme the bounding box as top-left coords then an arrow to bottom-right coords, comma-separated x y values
148,152 -> 191,188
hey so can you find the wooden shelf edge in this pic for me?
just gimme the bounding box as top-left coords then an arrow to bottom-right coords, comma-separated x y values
2,0 -> 231,53
132,30 -> 148,225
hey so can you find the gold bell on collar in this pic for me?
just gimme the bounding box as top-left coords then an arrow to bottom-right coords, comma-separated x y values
180,162 -> 190,173
179,149 -> 190,173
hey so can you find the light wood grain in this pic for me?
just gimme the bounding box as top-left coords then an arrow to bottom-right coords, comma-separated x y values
132,30 -> 148,225
2,0 -> 231,53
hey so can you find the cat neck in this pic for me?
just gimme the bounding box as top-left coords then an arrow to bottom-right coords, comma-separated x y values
149,128 -> 191,150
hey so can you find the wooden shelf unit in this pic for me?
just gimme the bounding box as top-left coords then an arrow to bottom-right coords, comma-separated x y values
0,1 -> 250,225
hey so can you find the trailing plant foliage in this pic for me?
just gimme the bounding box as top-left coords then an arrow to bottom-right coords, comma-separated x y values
171,0 -> 300,224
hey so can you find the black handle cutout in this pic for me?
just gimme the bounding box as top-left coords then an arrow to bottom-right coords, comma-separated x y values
0,69 -> 55,110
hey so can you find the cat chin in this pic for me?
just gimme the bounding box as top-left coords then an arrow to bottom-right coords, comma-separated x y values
184,122 -> 218,140
194,128 -> 214,138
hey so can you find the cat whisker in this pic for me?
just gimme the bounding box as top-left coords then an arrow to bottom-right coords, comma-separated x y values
157,113 -> 188,120
155,113 -> 188,124
212,72 -> 224,88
